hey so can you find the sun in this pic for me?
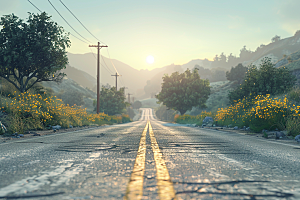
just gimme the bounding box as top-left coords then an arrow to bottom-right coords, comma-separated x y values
146,55 -> 154,64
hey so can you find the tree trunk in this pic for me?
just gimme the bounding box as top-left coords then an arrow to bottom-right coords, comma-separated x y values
179,109 -> 186,115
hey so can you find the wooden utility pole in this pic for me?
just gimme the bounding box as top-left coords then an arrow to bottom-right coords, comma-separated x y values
111,73 -> 121,90
127,93 -> 133,104
89,42 -> 108,114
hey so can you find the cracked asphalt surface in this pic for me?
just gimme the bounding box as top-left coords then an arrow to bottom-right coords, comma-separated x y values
0,108 -> 300,199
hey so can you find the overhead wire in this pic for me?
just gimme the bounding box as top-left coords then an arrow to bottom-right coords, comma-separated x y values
102,52 -> 126,88
89,48 -> 115,82
58,0 -> 106,45
105,49 -> 127,88
47,0 -> 92,44
28,0 -> 42,12
27,0 -> 89,44
27,0 -> 121,86
101,55 -> 114,74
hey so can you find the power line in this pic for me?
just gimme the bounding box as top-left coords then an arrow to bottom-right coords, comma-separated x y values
69,33 -> 89,44
106,49 -> 126,87
58,0 -> 106,45
105,49 -> 127,87
28,0 -> 42,12
27,0 -> 119,86
90,48 -> 115,81
101,55 -> 115,74
27,0 -> 89,45
47,0 -> 91,44
106,48 -> 119,74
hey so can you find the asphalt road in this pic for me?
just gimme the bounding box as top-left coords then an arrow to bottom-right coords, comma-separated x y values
0,108 -> 300,200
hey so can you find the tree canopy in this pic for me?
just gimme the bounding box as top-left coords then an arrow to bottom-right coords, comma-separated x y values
132,100 -> 142,109
98,86 -> 128,115
0,12 -> 70,93
156,69 -> 210,115
228,58 -> 296,103
226,63 -> 248,83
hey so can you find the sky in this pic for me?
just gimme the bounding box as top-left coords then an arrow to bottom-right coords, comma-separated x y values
0,0 -> 300,70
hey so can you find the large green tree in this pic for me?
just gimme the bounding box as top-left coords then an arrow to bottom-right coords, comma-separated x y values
156,69 -> 210,115
132,100 -> 142,109
226,63 -> 248,83
229,57 -> 296,103
97,86 -> 127,115
0,12 -> 70,93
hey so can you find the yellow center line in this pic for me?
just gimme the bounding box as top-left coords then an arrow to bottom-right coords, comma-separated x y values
149,121 -> 177,200
124,122 -> 148,200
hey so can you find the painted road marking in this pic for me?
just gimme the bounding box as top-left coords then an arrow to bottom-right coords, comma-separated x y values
124,122 -> 148,200
149,121 -> 177,200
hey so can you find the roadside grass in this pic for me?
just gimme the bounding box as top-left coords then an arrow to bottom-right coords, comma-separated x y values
174,111 -> 214,126
0,91 -> 130,134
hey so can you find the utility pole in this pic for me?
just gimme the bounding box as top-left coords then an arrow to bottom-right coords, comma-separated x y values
127,93 -> 133,104
89,42 -> 108,114
111,73 -> 121,90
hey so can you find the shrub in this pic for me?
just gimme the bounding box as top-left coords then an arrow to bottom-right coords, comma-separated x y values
286,117 -> 300,137
174,111 -> 213,125
288,87 -> 300,102
216,94 -> 300,133
229,58 -> 295,104
0,92 -> 131,134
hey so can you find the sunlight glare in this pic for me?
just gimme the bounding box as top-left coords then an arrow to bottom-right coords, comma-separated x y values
146,55 -> 154,64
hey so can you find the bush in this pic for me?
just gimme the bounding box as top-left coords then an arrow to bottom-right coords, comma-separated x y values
288,87 -> 300,102
121,114 -> 131,123
286,117 -> 300,137
174,111 -> 213,125
0,91 -> 131,134
226,63 -> 248,83
57,89 -> 85,106
132,101 -> 142,109
216,94 -> 300,133
229,58 -> 296,104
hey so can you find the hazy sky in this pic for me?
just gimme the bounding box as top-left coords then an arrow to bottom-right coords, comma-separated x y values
1,0 -> 299,70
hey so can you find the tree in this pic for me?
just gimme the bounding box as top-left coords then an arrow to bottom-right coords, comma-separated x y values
209,69 -> 227,82
156,69 -> 210,115
271,35 -> 281,43
219,52 -> 227,64
193,65 -> 211,79
0,12 -> 70,93
239,45 -> 252,59
226,63 -> 248,83
228,58 -> 296,103
97,86 -> 127,115
132,100 -> 142,109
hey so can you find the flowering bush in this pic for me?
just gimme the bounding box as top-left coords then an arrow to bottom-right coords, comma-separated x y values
216,94 -> 300,134
0,92 -> 131,134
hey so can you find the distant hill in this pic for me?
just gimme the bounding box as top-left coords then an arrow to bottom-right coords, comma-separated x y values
61,65 -> 96,90
243,33 -> 300,67
64,31 -> 300,101
67,52 -> 165,97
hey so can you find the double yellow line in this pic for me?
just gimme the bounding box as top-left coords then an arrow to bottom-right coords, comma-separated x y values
124,121 -> 177,200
